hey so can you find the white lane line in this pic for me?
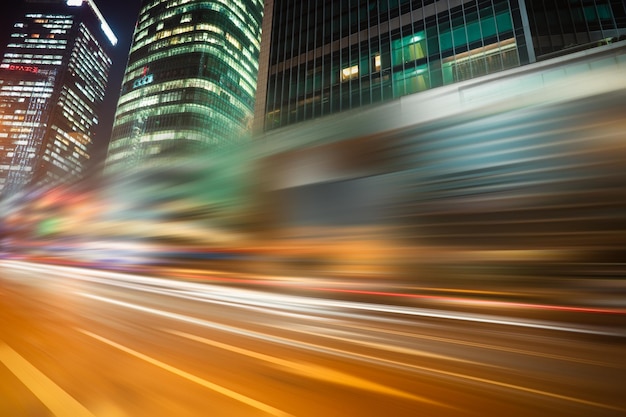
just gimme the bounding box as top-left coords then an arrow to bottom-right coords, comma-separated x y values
77,329 -> 291,417
0,342 -> 96,417
79,292 -> 625,412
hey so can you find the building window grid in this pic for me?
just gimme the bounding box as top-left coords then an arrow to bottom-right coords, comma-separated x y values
294,0 -> 304,123
267,1 -> 524,129
287,1 -> 296,123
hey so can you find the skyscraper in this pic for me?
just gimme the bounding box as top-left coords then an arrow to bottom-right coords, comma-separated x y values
0,0 -> 116,197
105,0 -> 264,171
255,0 -> 535,132
254,0 -> 626,132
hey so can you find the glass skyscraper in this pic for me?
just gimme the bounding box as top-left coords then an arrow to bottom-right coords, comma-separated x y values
105,0 -> 264,171
255,0 -> 626,132
256,0 -> 535,131
0,0 -> 116,197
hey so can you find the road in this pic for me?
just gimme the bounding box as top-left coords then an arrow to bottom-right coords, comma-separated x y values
1,260 -> 624,417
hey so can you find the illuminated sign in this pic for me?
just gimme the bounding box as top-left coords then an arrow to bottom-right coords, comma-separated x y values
66,0 -> 83,6
133,74 -> 154,88
8,64 -> 39,73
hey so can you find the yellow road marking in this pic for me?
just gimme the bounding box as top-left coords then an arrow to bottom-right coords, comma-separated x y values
166,329 -> 450,408
0,342 -> 96,417
77,329 -> 291,417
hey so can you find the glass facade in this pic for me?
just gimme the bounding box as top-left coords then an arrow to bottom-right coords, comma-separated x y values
526,0 -> 626,58
0,0 -> 114,197
105,0 -> 264,171
259,0 -> 533,131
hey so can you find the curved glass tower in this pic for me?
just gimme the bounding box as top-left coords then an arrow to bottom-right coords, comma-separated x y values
106,0 -> 264,170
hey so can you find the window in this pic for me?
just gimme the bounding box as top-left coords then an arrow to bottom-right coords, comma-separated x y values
373,54 -> 381,71
341,64 -> 359,81
392,32 -> 426,66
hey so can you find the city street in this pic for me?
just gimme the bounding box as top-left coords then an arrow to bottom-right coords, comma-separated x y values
1,260 -> 624,417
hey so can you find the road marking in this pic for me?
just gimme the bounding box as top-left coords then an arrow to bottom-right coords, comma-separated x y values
78,293 -> 625,412
165,329 -> 448,408
0,342 -> 96,417
77,329 -> 291,417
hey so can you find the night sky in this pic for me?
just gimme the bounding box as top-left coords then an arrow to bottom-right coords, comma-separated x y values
88,0 -> 143,167
0,0 -> 143,170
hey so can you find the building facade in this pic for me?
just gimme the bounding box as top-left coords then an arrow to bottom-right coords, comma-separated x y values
256,0 -> 536,132
255,0 -> 626,132
105,0 -> 264,171
0,0 -> 116,197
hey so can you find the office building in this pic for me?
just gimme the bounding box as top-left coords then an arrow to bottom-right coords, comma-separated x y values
0,0 -> 116,197
255,0 -> 626,132
255,0 -> 534,131
105,0 -> 264,171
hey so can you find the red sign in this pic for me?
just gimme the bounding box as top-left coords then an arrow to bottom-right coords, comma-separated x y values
8,64 -> 39,73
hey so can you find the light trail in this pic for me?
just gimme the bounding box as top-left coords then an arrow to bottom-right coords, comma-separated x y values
4,261 -> 626,317
4,260 -> 624,338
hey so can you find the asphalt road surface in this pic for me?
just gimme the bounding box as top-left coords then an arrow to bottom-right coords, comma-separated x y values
1,260 -> 624,417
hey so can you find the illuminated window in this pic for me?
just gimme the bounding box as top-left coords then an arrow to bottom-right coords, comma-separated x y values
226,33 -> 241,50
341,64 -> 359,81
442,38 -> 518,84
392,31 -> 426,66
373,54 -> 381,71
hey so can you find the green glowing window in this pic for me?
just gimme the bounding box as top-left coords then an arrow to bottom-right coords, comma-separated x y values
392,32 -> 426,66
